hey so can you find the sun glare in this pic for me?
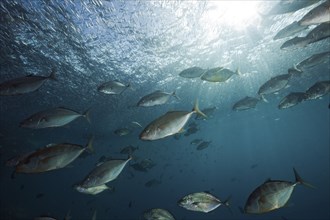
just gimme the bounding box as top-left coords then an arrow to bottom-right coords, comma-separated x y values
201,1 -> 261,31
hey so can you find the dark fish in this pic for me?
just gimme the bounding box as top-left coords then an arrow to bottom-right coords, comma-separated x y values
280,36 -> 312,50
143,208 -> 175,220
273,21 -> 308,40
144,178 -> 161,188
0,70 -> 56,96
201,67 -> 239,82
137,90 -> 179,107
196,141 -> 212,151
128,201 -> 132,208
114,128 -> 131,136
258,74 -> 292,97
179,66 -> 206,78
305,80 -> 330,100
250,164 -> 258,169
120,145 -> 139,154
278,92 -> 307,109
295,51 -> 330,71
184,127 -> 199,136
130,163 -> 148,172
244,168 -> 314,214
190,139 -> 203,145
36,193 -> 44,199
232,96 -> 259,111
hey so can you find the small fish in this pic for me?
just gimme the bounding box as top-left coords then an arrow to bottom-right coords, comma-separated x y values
143,208 -> 175,220
201,67 -> 239,83
184,127 -> 199,137
97,80 -> 129,95
196,141 -> 212,150
232,96 -> 260,111
20,107 -> 91,129
139,159 -> 156,169
278,92 -> 307,109
299,0 -> 330,26
273,21 -> 308,40
137,90 -> 179,107
144,178 -> 161,188
0,69 -> 56,96
190,139 -> 203,145
120,145 -> 139,154
77,156 -> 132,188
305,80 -> 330,100
130,163 -> 148,172
178,192 -> 230,213
114,128 -> 131,136
280,36 -> 312,50
244,168 -> 314,214
140,101 -> 206,140
179,66 -> 206,78
74,184 -> 113,195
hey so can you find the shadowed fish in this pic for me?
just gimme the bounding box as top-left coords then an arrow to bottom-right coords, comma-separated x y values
190,139 -> 203,145
295,51 -> 330,71
77,156 -> 132,188
114,128 -> 131,136
20,107 -> 91,129
196,141 -> 212,150
280,36 -> 312,50
15,138 -> 93,173
305,80 -> 330,100
97,80 -> 129,95
195,106 -> 217,120
140,101 -> 206,141
273,21 -> 308,40
143,208 -> 175,220
299,0 -> 330,26
233,96 -> 260,111
244,168 -> 314,214
258,74 -> 293,98
130,163 -> 148,172
74,184 -> 114,195
179,66 -> 206,78
120,145 -> 139,154
278,92 -> 307,109
144,178 -> 161,188
201,67 -> 239,82
178,192 -> 230,213
0,69 -> 56,96
305,23 -> 330,44
267,0 -> 319,15
137,90 -> 179,107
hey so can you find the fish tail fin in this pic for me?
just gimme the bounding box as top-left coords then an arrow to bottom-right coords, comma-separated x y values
48,68 -> 57,81
288,64 -> 303,76
259,94 -> 268,103
223,195 -> 233,215
293,167 -> 315,189
235,67 -> 241,76
193,100 -> 207,118
172,91 -> 180,100
83,108 -> 91,124
85,135 -> 94,153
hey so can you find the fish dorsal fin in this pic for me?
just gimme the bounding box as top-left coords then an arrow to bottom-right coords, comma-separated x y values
264,178 -> 272,183
203,190 -> 212,194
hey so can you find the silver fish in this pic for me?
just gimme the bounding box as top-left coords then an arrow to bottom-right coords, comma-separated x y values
195,106 -> 217,120
268,0 -> 320,15
299,0 -> 330,26
201,67 -> 239,82
78,156 -> 132,188
15,138 -> 93,173
137,90 -> 179,107
273,21 -> 308,40
74,184 -> 113,195
306,23 -> 330,44
258,74 -> 292,96
179,66 -> 206,78
140,101 -> 206,140
190,139 -> 203,145
20,107 -> 90,129
143,208 -> 175,220
296,51 -> 330,71
305,80 -> 330,100
178,192 -> 230,213
278,92 -> 307,109
244,168 -> 313,214
0,70 -> 56,96
280,36 -> 312,50
97,80 -> 129,95
232,96 -> 260,111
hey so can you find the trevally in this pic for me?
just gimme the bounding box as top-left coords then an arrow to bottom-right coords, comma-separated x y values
299,0 -> 330,26
232,96 -> 260,111
179,66 -> 206,79
143,208 -> 175,220
137,90 -> 179,107
278,92 -> 307,109
97,80 -> 130,95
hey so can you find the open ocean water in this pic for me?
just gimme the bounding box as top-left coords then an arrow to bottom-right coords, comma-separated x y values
0,1 -> 329,220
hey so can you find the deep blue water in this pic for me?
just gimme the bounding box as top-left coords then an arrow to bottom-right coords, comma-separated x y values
0,1 -> 329,220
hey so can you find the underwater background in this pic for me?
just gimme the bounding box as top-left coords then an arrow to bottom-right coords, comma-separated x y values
0,0 -> 329,219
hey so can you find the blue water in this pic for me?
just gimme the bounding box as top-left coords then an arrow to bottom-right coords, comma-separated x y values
0,1 -> 329,220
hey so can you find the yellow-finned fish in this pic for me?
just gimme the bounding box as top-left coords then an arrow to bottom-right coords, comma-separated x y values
143,208 -> 175,220
139,101 -> 206,141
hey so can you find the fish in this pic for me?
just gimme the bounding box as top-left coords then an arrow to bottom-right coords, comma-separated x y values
36,193 -> 44,199
299,0 -> 330,26
267,0 -> 319,15
144,178 -> 161,188
74,184 -> 114,195
97,80 -> 129,95
77,156 -> 132,188
305,80 -> 330,100
137,90 -> 179,107
190,139 -> 203,145
139,159 -> 156,169
196,141 -> 212,150
179,66 -> 206,78
120,145 -> 139,154
278,92 -> 307,109
295,51 -> 330,71
232,96 -> 260,111
0,69 -> 56,96
139,101 -> 206,141
184,126 -> 199,137
305,23 -> 330,44
201,67 -> 239,82
130,163 -> 148,172
114,128 -> 131,136
19,107 -> 91,129
34,217 -> 57,220
178,192 -> 230,213
273,21 -> 308,40
258,74 -> 292,97
244,168 -> 314,214
143,208 -> 175,220
15,138 -> 93,173
280,36 -> 312,50
195,106 -> 217,120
